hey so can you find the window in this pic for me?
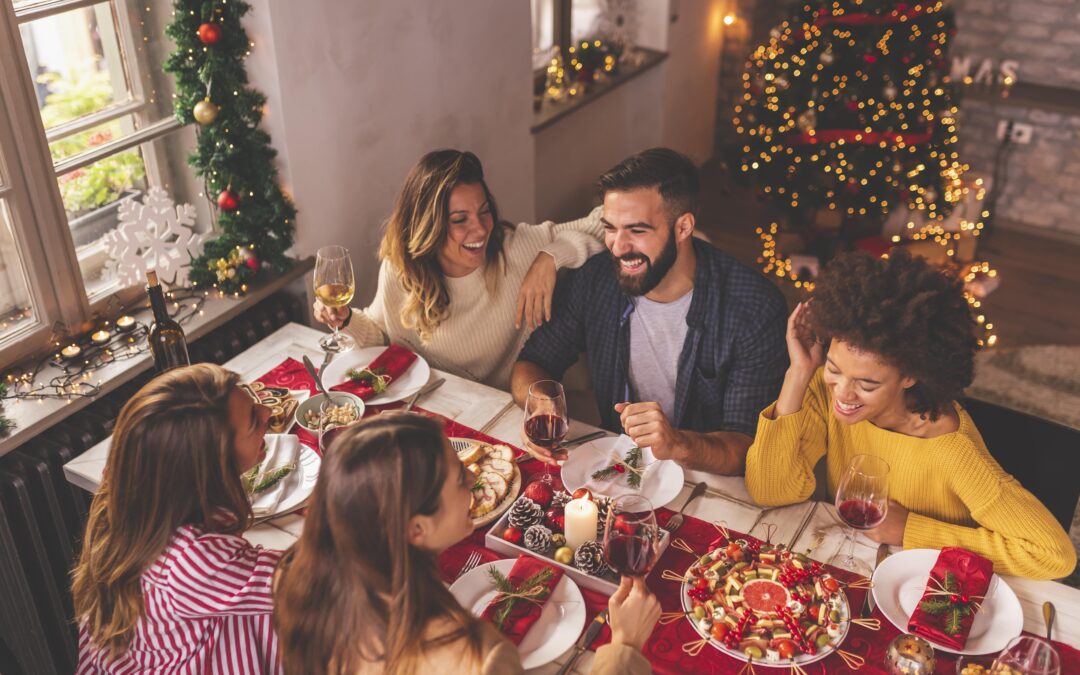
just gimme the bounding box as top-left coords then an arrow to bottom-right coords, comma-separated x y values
531,0 -> 621,70
0,0 -> 203,366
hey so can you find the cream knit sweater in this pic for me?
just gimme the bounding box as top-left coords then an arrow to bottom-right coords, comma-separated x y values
745,369 -> 1076,579
341,207 -> 605,390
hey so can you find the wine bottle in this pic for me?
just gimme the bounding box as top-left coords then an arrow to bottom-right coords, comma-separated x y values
146,269 -> 190,373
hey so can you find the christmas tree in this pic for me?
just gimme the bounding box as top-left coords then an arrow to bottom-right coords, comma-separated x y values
734,2 -> 988,289
164,0 -> 296,293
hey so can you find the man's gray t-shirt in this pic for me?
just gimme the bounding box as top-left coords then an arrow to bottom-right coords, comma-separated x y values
627,290 -> 693,420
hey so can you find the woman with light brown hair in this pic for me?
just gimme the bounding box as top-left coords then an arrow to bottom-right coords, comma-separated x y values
72,364 -> 282,674
312,149 -> 604,389
274,412 -> 657,674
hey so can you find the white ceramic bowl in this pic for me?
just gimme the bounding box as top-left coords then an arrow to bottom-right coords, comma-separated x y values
294,392 -> 365,434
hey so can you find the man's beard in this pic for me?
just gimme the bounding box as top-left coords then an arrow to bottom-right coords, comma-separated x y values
611,231 -> 678,296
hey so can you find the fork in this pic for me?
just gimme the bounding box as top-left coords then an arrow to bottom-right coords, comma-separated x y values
663,482 -> 707,533
454,551 -> 483,582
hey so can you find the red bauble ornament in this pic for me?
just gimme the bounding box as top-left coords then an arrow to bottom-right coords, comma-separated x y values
896,3 -> 909,11
845,100 -> 859,112
197,22 -> 222,45
523,481 -> 554,508
217,189 -> 239,211
245,256 -> 259,271
863,53 -> 878,64
502,527 -> 522,544
544,509 -> 565,532
571,487 -> 593,501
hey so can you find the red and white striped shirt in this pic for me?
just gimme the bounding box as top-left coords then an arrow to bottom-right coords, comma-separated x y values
76,525 -> 283,674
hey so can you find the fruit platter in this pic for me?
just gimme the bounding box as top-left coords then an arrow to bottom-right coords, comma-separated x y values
680,538 -> 851,667
485,484 -> 671,595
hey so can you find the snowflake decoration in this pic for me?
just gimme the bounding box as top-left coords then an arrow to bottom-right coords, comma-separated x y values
591,0 -> 639,48
104,187 -> 205,287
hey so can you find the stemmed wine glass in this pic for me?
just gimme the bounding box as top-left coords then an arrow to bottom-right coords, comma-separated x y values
991,636 -> 1060,675
602,495 -> 660,578
523,380 -> 568,485
831,454 -> 890,575
314,245 -> 356,354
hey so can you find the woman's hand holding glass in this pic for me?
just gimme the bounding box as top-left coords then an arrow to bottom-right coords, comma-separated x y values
607,576 -> 661,652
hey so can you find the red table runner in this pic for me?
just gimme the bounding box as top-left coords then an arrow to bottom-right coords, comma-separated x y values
256,359 -> 1080,673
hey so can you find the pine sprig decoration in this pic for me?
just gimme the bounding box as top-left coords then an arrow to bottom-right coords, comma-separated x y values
917,571 -> 980,636
0,381 -> 12,437
591,446 -> 644,488
164,0 -> 296,293
345,367 -> 390,394
486,566 -> 555,631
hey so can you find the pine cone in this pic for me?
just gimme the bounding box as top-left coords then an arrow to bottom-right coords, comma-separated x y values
595,497 -> 611,536
574,540 -> 608,575
508,498 -> 544,530
524,524 -> 553,554
550,490 -> 572,510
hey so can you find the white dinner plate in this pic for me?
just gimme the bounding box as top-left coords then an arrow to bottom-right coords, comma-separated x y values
449,559 -> 586,669
560,434 -> 684,508
251,444 -> 320,520
319,346 -> 431,405
872,548 -> 1023,655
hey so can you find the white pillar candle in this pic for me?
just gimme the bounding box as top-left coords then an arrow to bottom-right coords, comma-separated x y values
564,497 -> 599,551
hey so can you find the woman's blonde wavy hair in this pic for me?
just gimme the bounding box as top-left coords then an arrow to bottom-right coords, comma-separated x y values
379,150 -> 507,341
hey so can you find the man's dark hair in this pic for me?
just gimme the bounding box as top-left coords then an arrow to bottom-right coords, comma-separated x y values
597,147 -> 699,221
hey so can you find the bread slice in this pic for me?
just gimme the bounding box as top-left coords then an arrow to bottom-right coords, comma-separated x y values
456,442 -> 486,466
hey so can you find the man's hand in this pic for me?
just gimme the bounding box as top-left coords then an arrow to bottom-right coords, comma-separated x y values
518,428 -> 567,466
865,500 -> 909,546
614,402 -> 684,461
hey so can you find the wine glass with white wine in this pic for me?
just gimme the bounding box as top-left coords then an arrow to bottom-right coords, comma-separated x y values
314,245 -> 356,353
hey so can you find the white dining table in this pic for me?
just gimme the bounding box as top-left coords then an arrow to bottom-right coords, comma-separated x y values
63,322 -> 1080,673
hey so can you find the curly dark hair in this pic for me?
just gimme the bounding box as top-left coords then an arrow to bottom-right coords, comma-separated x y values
807,249 -> 979,420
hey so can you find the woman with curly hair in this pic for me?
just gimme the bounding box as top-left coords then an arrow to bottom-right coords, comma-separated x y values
312,149 -> 604,390
745,250 -> 1075,579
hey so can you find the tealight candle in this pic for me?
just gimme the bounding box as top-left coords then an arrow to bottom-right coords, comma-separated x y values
115,315 -> 135,332
60,344 -> 81,360
91,330 -> 110,345
564,497 -> 599,551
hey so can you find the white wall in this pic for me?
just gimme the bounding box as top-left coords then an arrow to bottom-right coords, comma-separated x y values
247,0 -> 535,299
244,0 -> 725,301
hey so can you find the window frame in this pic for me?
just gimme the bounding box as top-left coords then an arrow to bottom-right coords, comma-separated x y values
0,0 -> 185,369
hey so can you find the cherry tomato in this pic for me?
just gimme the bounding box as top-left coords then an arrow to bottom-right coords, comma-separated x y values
822,577 -> 840,593
710,623 -> 729,640
775,639 -> 796,659
725,542 -> 743,561
807,603 -> 821,621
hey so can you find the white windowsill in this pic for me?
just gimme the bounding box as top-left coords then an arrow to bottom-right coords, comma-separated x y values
0,257 -> 315,458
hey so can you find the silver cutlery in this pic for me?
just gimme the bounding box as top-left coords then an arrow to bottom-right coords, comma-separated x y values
664,482 -> 707,533
404,377 -> 445,412
301,355 -> 336,402
514,430 -> 608,464
862,543 -> 890,618
454,551 -> 483,582
556,608 -> 608,675
1043,600 -> 1056,641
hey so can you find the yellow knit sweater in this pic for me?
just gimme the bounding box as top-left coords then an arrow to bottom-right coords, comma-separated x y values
745,369 -> 1076,580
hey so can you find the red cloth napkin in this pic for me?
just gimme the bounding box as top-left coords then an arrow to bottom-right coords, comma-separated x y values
330,344 -> 417,400
256,357 -> 318,395
481,556 -> 564,646
907,547 -> 994,650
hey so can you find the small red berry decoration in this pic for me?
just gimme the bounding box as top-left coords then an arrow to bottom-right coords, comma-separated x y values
523,481 -> 554,508
217,189 -> 239,211
502,527 -> 522,544
245,256 -> 259,270
197,22 -> 222,45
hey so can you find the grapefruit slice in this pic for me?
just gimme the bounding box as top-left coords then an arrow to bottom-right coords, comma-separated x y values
741,579 -> 790,615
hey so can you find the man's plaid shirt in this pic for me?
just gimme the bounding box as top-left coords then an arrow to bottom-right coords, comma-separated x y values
518,238 -> 789,436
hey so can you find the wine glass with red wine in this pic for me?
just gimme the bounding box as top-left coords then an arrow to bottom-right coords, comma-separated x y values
524,380 -> 568,484
602,495 -> 659,578
831,454 -> 890,575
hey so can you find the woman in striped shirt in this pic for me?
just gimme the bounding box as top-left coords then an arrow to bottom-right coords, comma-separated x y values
71,363 -> 283,674
273,412 -> 659,674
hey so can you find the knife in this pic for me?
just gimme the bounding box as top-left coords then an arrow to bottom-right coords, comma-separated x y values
514,430 -> 608,464
862,543 -> 890,618
556,609 -> 608,675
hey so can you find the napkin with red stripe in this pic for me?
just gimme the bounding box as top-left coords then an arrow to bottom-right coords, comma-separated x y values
481,556 -> 563,646
330,344 -> 417,400
907,547 -> 993,650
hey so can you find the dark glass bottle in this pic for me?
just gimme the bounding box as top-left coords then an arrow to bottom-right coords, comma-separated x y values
146,269 -> 190,373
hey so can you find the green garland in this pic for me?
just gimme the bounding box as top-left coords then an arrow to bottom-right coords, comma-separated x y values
164,0 -> 296,293
0,382 -> 12,437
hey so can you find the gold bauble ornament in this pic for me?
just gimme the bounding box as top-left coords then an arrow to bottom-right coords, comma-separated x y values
193,98 -> 220,125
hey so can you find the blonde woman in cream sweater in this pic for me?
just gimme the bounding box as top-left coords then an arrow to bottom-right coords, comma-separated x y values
314,150 -> 604,390
745,250 -> 1075,580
